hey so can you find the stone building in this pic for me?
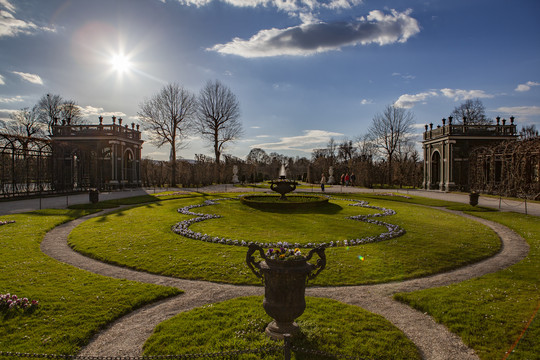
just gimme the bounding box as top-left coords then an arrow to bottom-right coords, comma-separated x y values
422,116 -> 517,191
51,116 -> 143,191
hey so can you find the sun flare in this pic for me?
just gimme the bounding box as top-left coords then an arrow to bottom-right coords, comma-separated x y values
110,54 -> 132,73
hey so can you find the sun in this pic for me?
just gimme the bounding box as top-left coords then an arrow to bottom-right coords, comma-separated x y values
110,54 -> 132,73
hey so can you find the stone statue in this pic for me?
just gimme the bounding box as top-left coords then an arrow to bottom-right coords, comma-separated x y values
327,166 -> 335,184
232,165 -> 239,183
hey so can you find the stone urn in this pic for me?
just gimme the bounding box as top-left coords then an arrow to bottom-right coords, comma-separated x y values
270,180 -> 297,200
246,244 -> 326,339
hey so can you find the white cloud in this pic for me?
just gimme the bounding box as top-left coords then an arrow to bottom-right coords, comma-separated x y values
0,74 -> 4,85
209,9 -> 419,58
178,0 -> 362,14
0,1 -> 55,38
0,95 -> 24,103
255,134 -> 271,138
11,71 -> 43,85
394,91 -> 438,108
515,81 -> 540,92
145,151 -> 168,158
392,72 -> 415,80
495,106 -> 540,117
440,88 -> 494,101
250,126 -> 261,129
79,105 -> 127,120
0,108 -> 18,114
253,129 -> 343,152
0,0 -> 15,12
0,9 -> 37,37
360,99 -> 372,105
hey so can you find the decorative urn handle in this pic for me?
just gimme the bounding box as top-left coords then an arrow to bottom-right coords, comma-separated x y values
246,243 -> 326,282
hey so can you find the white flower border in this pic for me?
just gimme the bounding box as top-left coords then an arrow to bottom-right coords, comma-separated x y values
171,197 -> 405,248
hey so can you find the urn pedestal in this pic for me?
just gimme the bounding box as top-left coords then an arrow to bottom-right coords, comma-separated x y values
246,244 -> 326,340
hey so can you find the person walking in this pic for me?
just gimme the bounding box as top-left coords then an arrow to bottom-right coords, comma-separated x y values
345,173 -> 350,186
350,173 -> 356,186
320,173 -> 326,192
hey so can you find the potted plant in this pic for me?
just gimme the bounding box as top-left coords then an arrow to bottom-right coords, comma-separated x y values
246,244 -> 326,339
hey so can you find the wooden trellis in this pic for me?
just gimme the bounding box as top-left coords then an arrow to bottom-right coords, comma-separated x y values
469,137 -> 540,199
0,133 -> 53,197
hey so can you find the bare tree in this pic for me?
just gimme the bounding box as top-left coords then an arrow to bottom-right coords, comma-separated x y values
246,148 -> 270,165
395,140 -> 418,188
519,124 -> 538,139
338,138 -> 356,162
196,80 -> 243,164
6,106 -> 44,138
60,100 -> 84,125
37,93 -> 63,135
326,138 -> 337,165
36,94 -> 85,134
450,99 -> 492,124
368,104 -> 415,185
355,133 -> 377,161
138,83 -> 196,186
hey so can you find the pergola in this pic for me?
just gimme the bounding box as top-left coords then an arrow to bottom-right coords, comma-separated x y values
51,116 -> 144,191
0,116 -> 144,198
422,116 -> 518,192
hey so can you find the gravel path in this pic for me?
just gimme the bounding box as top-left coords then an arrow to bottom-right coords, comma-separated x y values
40,206 -> 529,360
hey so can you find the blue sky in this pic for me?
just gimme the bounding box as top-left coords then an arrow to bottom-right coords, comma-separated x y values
1,0 -> 539,160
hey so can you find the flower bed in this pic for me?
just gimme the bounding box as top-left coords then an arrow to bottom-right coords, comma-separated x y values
0,293 -> 38,312
0,220 -> 15,226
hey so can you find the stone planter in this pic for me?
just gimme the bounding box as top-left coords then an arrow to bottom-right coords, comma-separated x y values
246,244 -> 326,339
469,192 -> 479,206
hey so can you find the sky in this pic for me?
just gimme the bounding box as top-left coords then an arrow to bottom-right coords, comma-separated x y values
1,0 -> 539,161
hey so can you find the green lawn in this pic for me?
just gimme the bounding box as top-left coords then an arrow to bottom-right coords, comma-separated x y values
0,209 -> 181,355
68,193 -> 501,285
395,211 -> 540,360
143,296 -> 421,360
4,190 -> 535,358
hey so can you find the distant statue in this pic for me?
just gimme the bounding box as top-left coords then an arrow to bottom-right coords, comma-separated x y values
328,166 -> 335,184
232,165 -> 240,183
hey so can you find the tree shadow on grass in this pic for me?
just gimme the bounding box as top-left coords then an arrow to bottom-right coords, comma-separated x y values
245,201 -> 343,215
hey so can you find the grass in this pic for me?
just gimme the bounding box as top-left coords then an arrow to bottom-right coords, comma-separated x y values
2,190 -> 538,358
143,296 -> 421,360
68,193 -> 501,285
394,211 -> 540,360
0,209 -> 181,355
67,191 -> 197,210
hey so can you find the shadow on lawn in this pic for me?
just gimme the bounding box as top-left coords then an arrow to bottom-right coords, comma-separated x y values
249,201 -> 343,215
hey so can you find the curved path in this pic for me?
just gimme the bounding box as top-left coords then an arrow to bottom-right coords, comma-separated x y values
41,206 -> 529,360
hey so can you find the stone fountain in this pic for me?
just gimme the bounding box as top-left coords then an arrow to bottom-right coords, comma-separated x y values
270,164 -> 298,200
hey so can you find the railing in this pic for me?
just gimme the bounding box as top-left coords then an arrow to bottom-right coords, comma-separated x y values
52,124 -> 141,141
423,124 -> 517,140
